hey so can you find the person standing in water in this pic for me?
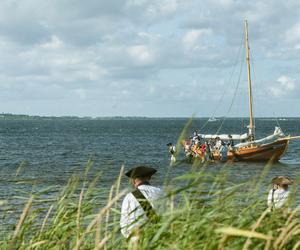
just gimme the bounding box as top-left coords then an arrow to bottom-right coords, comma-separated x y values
167,143 -> 176,164
200,143 -> 207,163
204,141 -> 211,162
184,143 -> 193,163
267,176 -> 293,211
219,142 -> 228,161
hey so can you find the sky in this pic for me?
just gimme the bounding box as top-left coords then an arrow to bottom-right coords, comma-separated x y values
0,0 -> 299,117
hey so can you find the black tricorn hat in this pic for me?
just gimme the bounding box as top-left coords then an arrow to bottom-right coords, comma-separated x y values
272,176 -> 294,185
125,166 -> 157,179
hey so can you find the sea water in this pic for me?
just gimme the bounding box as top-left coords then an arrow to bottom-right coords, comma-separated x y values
0,117 -> 299,227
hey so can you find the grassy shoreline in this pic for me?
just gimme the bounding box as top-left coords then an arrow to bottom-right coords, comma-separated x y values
0,160 -> 299,249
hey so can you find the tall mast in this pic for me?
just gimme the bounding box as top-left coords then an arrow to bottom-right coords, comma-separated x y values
244,20 -> 254,138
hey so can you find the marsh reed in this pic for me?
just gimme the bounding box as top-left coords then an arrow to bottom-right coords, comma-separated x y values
0,158 -> 299,250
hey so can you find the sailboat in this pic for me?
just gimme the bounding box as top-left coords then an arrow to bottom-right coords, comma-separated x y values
182,21 -> 299,162
208,116 -> 218,122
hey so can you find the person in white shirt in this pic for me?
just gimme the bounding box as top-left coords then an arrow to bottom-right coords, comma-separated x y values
184,143 -> 193,162
167,143 -> 176,164
192,131 -> 201,146
120,166 -> 163,242
215,137 -> 222,150
267,176 -> 293,210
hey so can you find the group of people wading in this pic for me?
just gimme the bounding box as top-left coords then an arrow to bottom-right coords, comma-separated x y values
187,131 -> 235,162
167,131 -> 235,164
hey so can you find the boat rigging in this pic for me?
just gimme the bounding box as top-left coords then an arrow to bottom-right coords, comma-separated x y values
181,20 -> 299,162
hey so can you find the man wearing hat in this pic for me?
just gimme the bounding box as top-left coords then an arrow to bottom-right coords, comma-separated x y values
267,176 -> 293,210
120,165 -> 163,240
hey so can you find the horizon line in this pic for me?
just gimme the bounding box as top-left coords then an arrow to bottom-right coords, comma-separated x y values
1,113 -> 300,119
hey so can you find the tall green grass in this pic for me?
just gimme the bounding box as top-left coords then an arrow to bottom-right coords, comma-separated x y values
1,160 -> 299,250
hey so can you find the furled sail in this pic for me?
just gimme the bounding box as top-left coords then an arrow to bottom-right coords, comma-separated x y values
234,127 -> 285,148
199,133 -> 248,141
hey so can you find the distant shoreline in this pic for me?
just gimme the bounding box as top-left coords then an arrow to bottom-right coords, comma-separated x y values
0,113 -> 299,121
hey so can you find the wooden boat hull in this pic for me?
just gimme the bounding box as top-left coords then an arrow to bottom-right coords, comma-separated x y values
181,139 -> 289,162
233,139 -> 289,162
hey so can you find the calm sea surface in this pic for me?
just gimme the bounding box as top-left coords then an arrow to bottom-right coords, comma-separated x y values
0,118 -> 299,224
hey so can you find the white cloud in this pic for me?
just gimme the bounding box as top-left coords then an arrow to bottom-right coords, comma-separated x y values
214,0 -> 233,8
158,0 -> 178,14
182,29 -> 212,48
137,32 -> 161,41
0,0 -> 300,116
278,75 -> 295,90
123,0 -> 180,26
127,45 -> 157,65
286,23 -> 300,43
270,75 -> 297,97
40,35 -> 63,49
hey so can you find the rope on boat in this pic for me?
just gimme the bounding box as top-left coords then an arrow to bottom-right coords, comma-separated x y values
215,47 -> 245,134
249,49 -> 257,132
199,31 -> 244,132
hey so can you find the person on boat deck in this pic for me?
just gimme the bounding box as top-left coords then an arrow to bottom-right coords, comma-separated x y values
215,137 -> 222,150
209,138 -> 216,151
167,142 -> 176,164
193,131 -> 198,139
120,166 -> 163,243
219,142 -> 228,161
248,133 -> 254,141
192,131 -> 201,146
227,134 -> 234,149
267,176 -> 293,211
